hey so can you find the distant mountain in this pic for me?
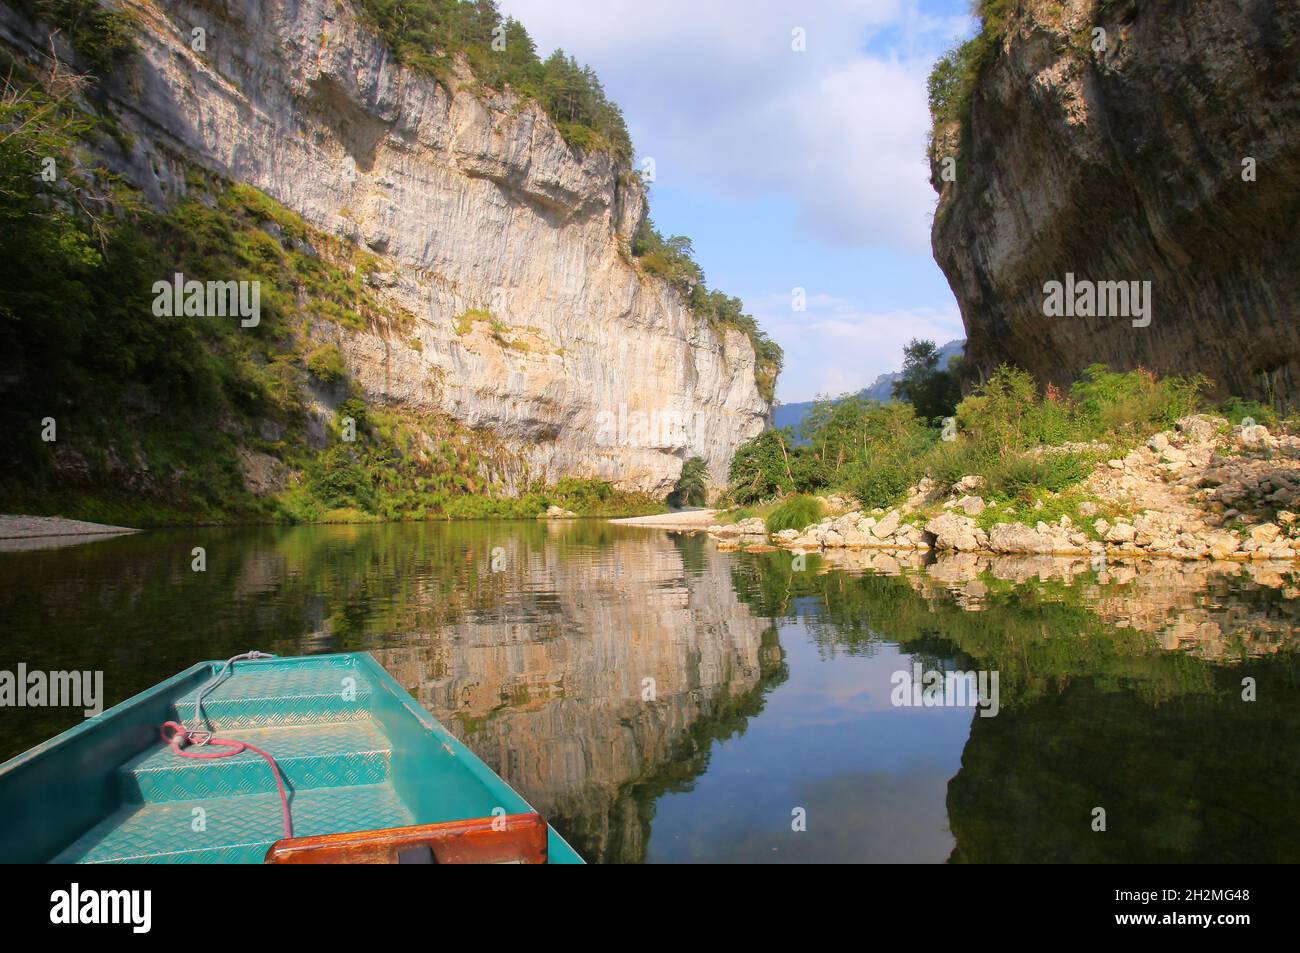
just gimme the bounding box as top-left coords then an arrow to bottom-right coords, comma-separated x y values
773,339 -> 964,439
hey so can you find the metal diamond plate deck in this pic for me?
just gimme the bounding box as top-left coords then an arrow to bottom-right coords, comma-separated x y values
55,783 -> 414,864
171,664 -> 375,730
120,721 -> 392,802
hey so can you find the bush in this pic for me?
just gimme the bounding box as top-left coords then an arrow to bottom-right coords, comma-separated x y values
799,398 -> 931,490
546,477 -> 662,517
668,456 -> 708,507
17,1 -> 138,74
306,343 -> 347,383
956,365 -> 1042,454
1070,364 -> 1207,435
766,494 -> 824,534
551,476 -> 610,510
926,438 -> 997,488
308,446 -> 375,511
846,455 -> 920,510
984,453 -> 1091,501
1219,396 -> 1277,428
727,429 -> 796,505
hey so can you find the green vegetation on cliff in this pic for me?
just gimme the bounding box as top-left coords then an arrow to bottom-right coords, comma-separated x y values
926,1 -> 1019,149
0,62 -> 660,524
631,218 -> 783,402
356,0 -> 632,161
4,1 -> 775,525
357,1 -> 779,395
11,0 -> 138,74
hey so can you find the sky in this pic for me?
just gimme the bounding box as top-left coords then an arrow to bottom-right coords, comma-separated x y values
499,0 -> 978,404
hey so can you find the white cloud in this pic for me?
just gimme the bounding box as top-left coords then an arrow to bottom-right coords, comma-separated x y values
500,0 -> 972,251
757,295 -> 964,402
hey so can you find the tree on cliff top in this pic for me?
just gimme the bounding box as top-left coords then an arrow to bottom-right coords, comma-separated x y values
358,2 -> 777,399
356,0 -> 632,160
632,218 -> 783,401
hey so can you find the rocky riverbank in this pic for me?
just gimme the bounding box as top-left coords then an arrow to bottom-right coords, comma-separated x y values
812,548 -> 1295,661
707,415 -> 1300,564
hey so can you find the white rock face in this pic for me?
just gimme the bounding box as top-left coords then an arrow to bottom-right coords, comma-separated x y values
2,0 -> 768,494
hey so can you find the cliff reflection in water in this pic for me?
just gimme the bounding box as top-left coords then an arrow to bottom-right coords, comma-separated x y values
371,527 -> 787,864
1,521 -> 1296,862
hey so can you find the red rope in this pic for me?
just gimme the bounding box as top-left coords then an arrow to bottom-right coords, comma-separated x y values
160,721 -> 293,838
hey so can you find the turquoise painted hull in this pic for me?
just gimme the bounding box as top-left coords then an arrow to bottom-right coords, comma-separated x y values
0,653 -> 583,863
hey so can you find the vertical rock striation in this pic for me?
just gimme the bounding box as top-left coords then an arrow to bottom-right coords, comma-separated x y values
1,0 -> 770,493
930,0 -> 1300,403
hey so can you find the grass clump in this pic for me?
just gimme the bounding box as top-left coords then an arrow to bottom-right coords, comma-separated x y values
454,308 -> 490,336
766,494 -> 823,534
846,454 -> 923,511
1218,396 -> 1277,429
973,489 -> 1129,539
982,452 -> 1091,499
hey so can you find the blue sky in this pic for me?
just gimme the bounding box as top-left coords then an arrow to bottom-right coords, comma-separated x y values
500,0 -> 978,403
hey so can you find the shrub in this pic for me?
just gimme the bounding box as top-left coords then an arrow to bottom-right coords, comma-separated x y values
551,476 -> 610,509
799,398 -> 931,490
545,477 -> 661,517
766,495 -> 824,534
668,456 -> 708,507
926,438 -> 997,488
1219,396 -> 1277,428
956,365 -> 1042,455
1071,364 -> 1207,435
306,343 -> 347,383
727,429 -> 796,505
308,446 -> 375,511
846,454 -> 920,510
17,0 -> 138,74
984,452 -> 1091,501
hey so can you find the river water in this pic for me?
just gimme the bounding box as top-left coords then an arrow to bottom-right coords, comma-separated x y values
2,520 -> 1296,862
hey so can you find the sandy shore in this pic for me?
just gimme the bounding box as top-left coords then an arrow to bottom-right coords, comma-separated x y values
609,508 -> 719,531
0,515 -> 140,552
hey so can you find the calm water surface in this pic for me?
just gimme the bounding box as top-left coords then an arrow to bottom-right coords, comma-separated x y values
2,520 -> 1297,863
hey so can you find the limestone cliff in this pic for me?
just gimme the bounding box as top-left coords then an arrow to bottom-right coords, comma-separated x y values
930,0 -> 1300,405
0,0 -> 769,494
